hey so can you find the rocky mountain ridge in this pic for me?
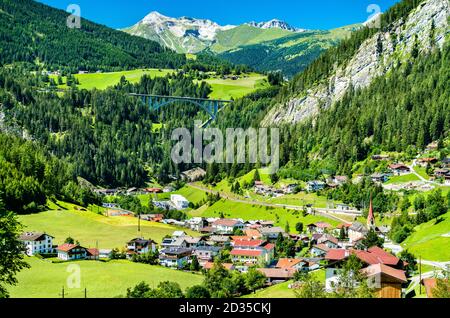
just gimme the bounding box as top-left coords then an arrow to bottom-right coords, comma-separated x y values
262,0 -> 450,125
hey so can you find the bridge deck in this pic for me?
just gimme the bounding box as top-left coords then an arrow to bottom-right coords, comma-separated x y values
129,93 -> 233,103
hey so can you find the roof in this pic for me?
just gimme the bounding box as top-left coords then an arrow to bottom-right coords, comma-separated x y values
19,232 -> 52,241
421,278 -> 438,298
194,245 -> 221,253
213,219 -> 242,227
264,243 -> 275,250
318,234 -> 339,245
86,248 -> 99,256
257,268 -> 296,279
325,249 -> 348,261
160,247 -> 192,256
203,262 -> 234,270
349,222 -> 368,233
361,263 -> 407,283
315,222 -> 333,228
367,246 -> 401,266
276,258 -> 305,269
245,229 -> 262,238
389,163 -> 409,170
208,235 -> 230,242
336,223 -> 352,229
259,226 -> 285,234
127,238 -> 156,245
57,244 -> 83,252
231,236 -> 253,241
230,249 -> 263,257
312,244 -> 330,252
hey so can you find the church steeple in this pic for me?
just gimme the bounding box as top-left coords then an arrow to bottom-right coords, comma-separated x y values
367,195 -> 375,229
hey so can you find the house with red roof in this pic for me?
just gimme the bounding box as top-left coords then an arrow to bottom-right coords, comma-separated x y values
57,244 -> 88,261
230,238 -> 274,265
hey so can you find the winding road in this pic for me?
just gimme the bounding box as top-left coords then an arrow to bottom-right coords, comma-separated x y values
187,183 -> 361,223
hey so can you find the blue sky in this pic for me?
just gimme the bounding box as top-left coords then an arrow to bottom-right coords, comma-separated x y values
38,0 -> 400,30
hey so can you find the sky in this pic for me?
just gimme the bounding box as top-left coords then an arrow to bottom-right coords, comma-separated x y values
37,0 -> 400,30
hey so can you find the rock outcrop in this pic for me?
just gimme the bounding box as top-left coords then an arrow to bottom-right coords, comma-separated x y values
263,0 -> 450,126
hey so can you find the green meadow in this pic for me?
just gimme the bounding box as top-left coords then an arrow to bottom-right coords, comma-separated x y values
243,269 -> 326,298
202,73 -> 269,100
18,206 -> 199,250
402,210 -> 450,261
52,69 -> 174,90
52,69 -> 268,100
9,257 -> 203,298
189,199 -> 339,232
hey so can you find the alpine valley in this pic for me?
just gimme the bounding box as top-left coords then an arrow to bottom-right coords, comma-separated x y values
0,0 -> 449,302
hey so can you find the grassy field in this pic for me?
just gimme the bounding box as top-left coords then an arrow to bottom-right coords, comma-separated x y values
52,69 -> 174,90
413,166 -> 430,180
8,257 -> 203,298
385,173 -> 421,184
203,73 -> 269,100
53,69 -> 267,100
402,211 -> 450,261
18,206 -> 199,250
189,199 -> 339,233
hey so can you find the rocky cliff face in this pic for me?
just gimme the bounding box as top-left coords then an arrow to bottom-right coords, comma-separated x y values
263,0 -> 450,126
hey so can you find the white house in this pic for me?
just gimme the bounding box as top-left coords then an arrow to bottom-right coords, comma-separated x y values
170,194 -> 189,210
57,244 -> 87,261
159,248 -> 193,268
126,238 -> 157,259
348,222 -> 368,243
19,232 -> 54,256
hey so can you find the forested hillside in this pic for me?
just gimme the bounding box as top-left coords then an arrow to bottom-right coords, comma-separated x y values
0,66 -> 213,188
0,0 -> 186,72
0,132 -> 98,213
205,0 -> 449,180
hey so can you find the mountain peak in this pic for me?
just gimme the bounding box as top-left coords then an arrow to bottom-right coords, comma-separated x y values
246,19 -> 304,32
142,11 -> 170,24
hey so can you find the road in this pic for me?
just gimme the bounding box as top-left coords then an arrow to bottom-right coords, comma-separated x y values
408,159 -> 447,186
187,183 -> 361,223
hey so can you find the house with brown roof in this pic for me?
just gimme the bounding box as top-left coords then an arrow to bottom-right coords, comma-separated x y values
324,247 -> 407,296
362,263 -> 407,298
257,268 -> 297,284
388,163 -> 410,175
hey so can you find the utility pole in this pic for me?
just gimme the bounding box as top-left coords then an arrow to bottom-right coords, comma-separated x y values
84,288 -> 87,298
138,211 -> 141,235
419,255 -> 422,295
60,286 -> 66,299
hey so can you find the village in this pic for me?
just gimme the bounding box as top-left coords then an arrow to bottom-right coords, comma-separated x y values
18,193 -> 439,299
